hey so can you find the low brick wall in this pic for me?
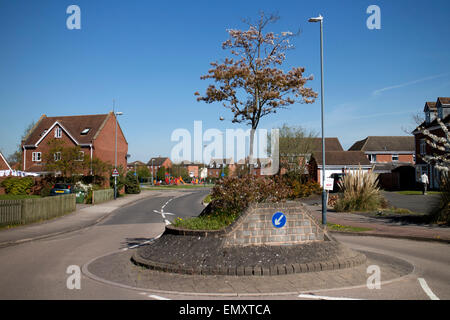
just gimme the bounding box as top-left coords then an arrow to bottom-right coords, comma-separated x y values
165,201 -> 328,247
223,202 -> 326,246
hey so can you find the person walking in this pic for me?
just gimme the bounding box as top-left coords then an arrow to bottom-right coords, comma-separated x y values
421,172 -> 429,195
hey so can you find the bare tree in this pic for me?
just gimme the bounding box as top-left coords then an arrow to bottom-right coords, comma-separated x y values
195,12 -> 317,164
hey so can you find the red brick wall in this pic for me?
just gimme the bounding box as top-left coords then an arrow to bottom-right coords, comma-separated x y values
373,154 -> 414,163
92,114 -> 128,170
0,156 -> 10,170
22,124 -> 79,171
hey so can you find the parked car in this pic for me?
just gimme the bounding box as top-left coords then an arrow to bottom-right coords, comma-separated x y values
50,183 -> 73,196
330,173 -> 346,193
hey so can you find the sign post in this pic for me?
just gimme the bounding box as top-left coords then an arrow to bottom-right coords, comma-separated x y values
112,168 -> 119,200
324,178 -> 334,212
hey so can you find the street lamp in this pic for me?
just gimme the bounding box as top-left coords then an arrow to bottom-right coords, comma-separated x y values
151,158 -> 154,185
114,111 -> 123,200
308,14 -> 327,225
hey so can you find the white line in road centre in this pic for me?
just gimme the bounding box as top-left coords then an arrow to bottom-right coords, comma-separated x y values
418,278 -> 440,300
298,294 -> 362,300
148,294 -> 171,300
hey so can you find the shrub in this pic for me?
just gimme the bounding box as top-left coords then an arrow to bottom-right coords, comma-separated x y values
125,171 -> 141,194
334,168 -> 381,212
429,174 -> 450,224
1,177 -> 34,195
210,175 -> 293,217
281,172 -> 321,199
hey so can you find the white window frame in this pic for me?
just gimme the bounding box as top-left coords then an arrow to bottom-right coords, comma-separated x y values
420,139 -> 426,155
54,152 -> 61,161
55,127 -> 62,138
32,152 -> 42,162
392,154 -> 399,162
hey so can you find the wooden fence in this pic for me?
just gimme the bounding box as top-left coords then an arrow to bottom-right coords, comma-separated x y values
92,189 -> 114,205
0,194 -> 76,226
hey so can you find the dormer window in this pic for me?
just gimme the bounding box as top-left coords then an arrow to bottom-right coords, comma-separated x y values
426,112 -> 431,124
81,128 -> 90,135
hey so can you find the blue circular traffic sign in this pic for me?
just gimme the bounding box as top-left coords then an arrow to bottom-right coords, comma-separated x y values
272,212 -> 286,228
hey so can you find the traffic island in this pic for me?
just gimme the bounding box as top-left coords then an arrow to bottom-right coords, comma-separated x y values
131,202 -> 366,275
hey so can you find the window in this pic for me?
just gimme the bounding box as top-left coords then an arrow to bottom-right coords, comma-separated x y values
54,152 -> 61,161
438,107 -> 443,119
392,154 -> 399,162
55,127 -> 62,138
368,154 -> 377,163
425,112 -> 430,124
420,139 -> 426,155
76,151 -> 84,161
81,128 -> 90,135
32,152 -> 41,162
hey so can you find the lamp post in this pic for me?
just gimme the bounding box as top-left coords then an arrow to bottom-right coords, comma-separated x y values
308,14 -> 327,225
151,158 -> 154,185
114,111 -> 123,200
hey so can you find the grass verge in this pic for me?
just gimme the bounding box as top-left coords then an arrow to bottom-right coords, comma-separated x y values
327,223 -> 373,233
396,190 -> 441,195
172,214 -> 237,230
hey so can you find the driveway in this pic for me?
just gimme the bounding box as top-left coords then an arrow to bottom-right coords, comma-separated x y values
381,191 -> 441,214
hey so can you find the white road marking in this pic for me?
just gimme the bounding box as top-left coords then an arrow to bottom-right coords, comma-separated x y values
298,294 -> 362,300
148,294 -> 171,300
418,278 -> 440,300
128,244 -> 139,249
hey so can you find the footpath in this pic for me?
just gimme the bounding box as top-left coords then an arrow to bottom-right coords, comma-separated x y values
0,190 -> 160,248
304,202 -> 450,243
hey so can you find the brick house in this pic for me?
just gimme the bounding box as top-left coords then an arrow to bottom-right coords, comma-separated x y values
147,157 -> 172,178
348,136 -> 416,189
412,97 -> 450,189
280,137 -> 344,176
348,136 -> 415,166
21,112 -> 128,175
207,158 -> 236,178
309,151 -> 372,186
0,152 -> 12,171
127,160 -> 146,172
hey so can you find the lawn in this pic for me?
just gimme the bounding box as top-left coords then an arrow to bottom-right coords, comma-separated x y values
396,190 -> 441,195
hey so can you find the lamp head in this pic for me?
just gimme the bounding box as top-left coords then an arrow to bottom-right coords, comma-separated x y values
308,15 -> 323,22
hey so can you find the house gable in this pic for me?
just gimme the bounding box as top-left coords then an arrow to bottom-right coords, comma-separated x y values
0,152 -> 12,171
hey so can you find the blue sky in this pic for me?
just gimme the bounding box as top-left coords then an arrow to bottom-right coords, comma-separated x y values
1,0 -> 450,163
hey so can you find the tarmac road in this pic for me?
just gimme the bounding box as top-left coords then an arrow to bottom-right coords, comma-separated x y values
0,188 -> 448,300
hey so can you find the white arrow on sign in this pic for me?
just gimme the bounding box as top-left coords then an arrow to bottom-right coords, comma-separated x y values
275,214 -> 285,225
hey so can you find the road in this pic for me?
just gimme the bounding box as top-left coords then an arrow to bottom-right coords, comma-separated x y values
0,188 -> 448,300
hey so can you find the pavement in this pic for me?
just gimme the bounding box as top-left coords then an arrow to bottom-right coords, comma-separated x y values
0,190 -> 166,248
303,192 -> 450,243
